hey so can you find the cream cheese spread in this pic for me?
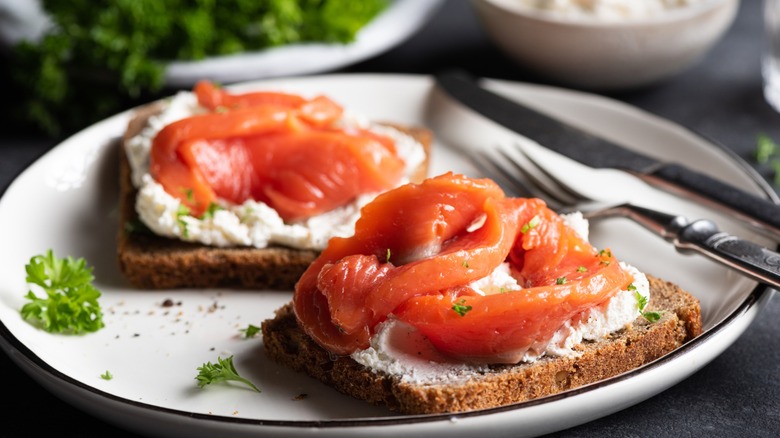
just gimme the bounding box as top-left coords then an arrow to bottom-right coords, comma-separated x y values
350,214 -> 650,383
125,91 -> 426,250
512,0 -> 708,20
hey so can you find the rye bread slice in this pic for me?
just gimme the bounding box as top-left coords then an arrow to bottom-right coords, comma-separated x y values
261,275 -> 702,414
116,102 -> 432,290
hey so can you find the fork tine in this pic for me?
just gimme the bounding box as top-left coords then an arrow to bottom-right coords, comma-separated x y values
474,150 -> 525,195
493,147 -> 573,207
472,144 -> 620,217
489,144 -> 586,209
509,143 -> 592,204
472,149 -> 556,209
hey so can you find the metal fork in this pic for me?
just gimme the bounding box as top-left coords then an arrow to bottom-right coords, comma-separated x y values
470,143 -> 780,290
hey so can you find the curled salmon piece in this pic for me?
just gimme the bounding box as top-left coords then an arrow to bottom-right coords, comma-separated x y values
394,250 -> 631,363
195,80 -> 306,111
294,173 -> 512,354
293,172 -> 634,361
179,129 -> 405,221
149,81 -> 404,220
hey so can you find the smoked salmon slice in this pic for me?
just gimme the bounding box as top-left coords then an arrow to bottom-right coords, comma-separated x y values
149,81 -> 405,220
293,172 -> 634,362
194,80 -> 307,111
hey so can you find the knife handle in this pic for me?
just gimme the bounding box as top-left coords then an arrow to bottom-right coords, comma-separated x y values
643,163 -> 780,239
677,218 -> 780,290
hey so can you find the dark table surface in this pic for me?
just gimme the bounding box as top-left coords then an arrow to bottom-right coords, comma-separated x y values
1,1 -> 779,437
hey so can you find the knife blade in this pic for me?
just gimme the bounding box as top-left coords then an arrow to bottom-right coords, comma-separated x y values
434,69 -> 780,240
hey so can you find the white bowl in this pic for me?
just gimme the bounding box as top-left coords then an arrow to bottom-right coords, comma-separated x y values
471,0 -> 740,90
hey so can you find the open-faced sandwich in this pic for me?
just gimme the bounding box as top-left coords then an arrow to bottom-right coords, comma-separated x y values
118,81 -> 432,289
262,172 -> 702,414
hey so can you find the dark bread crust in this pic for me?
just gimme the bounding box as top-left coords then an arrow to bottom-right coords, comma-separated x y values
261,275 -> 702,414
116,102 -> 432,290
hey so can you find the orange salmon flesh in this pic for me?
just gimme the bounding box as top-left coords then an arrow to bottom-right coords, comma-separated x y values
293,172 -> 634,363
149,81 -> 405,221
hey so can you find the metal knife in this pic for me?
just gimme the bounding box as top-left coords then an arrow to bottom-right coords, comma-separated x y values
434,69 -> 780,240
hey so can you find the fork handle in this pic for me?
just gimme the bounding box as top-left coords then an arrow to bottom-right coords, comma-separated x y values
675,219 -> 780,290
616,203 -> 780,290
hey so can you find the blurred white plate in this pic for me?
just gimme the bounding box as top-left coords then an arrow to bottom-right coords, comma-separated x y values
0,74 -> 775,438
163,0 -> 445,86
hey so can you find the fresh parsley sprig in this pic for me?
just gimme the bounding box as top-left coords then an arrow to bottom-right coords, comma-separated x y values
196,355 -> 260,392
634,289 -> 661,323
21,249 -> 104,334
241,324 -> 261,339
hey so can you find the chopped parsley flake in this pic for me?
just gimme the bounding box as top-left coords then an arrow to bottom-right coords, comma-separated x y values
176,205 -> 191,238
182,188 -> 194,203
201,202 -> 224,220
635,290 -> 648,310
241,324 -> 261,338
386,248 -> 392,263
452,299 -> 472,317
635,290 -> 661,322
521,215 -> 541,233
577,266 -> 587,273
101,370 -> 113,380
556,276 -> 567,285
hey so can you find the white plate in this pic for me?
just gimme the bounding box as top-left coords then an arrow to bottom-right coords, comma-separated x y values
163,0 -> 445,87
0,74 -> 775,438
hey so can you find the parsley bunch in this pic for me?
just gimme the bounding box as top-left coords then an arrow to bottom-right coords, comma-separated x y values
9,0 -> 388,136
21,250 -> 104,334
